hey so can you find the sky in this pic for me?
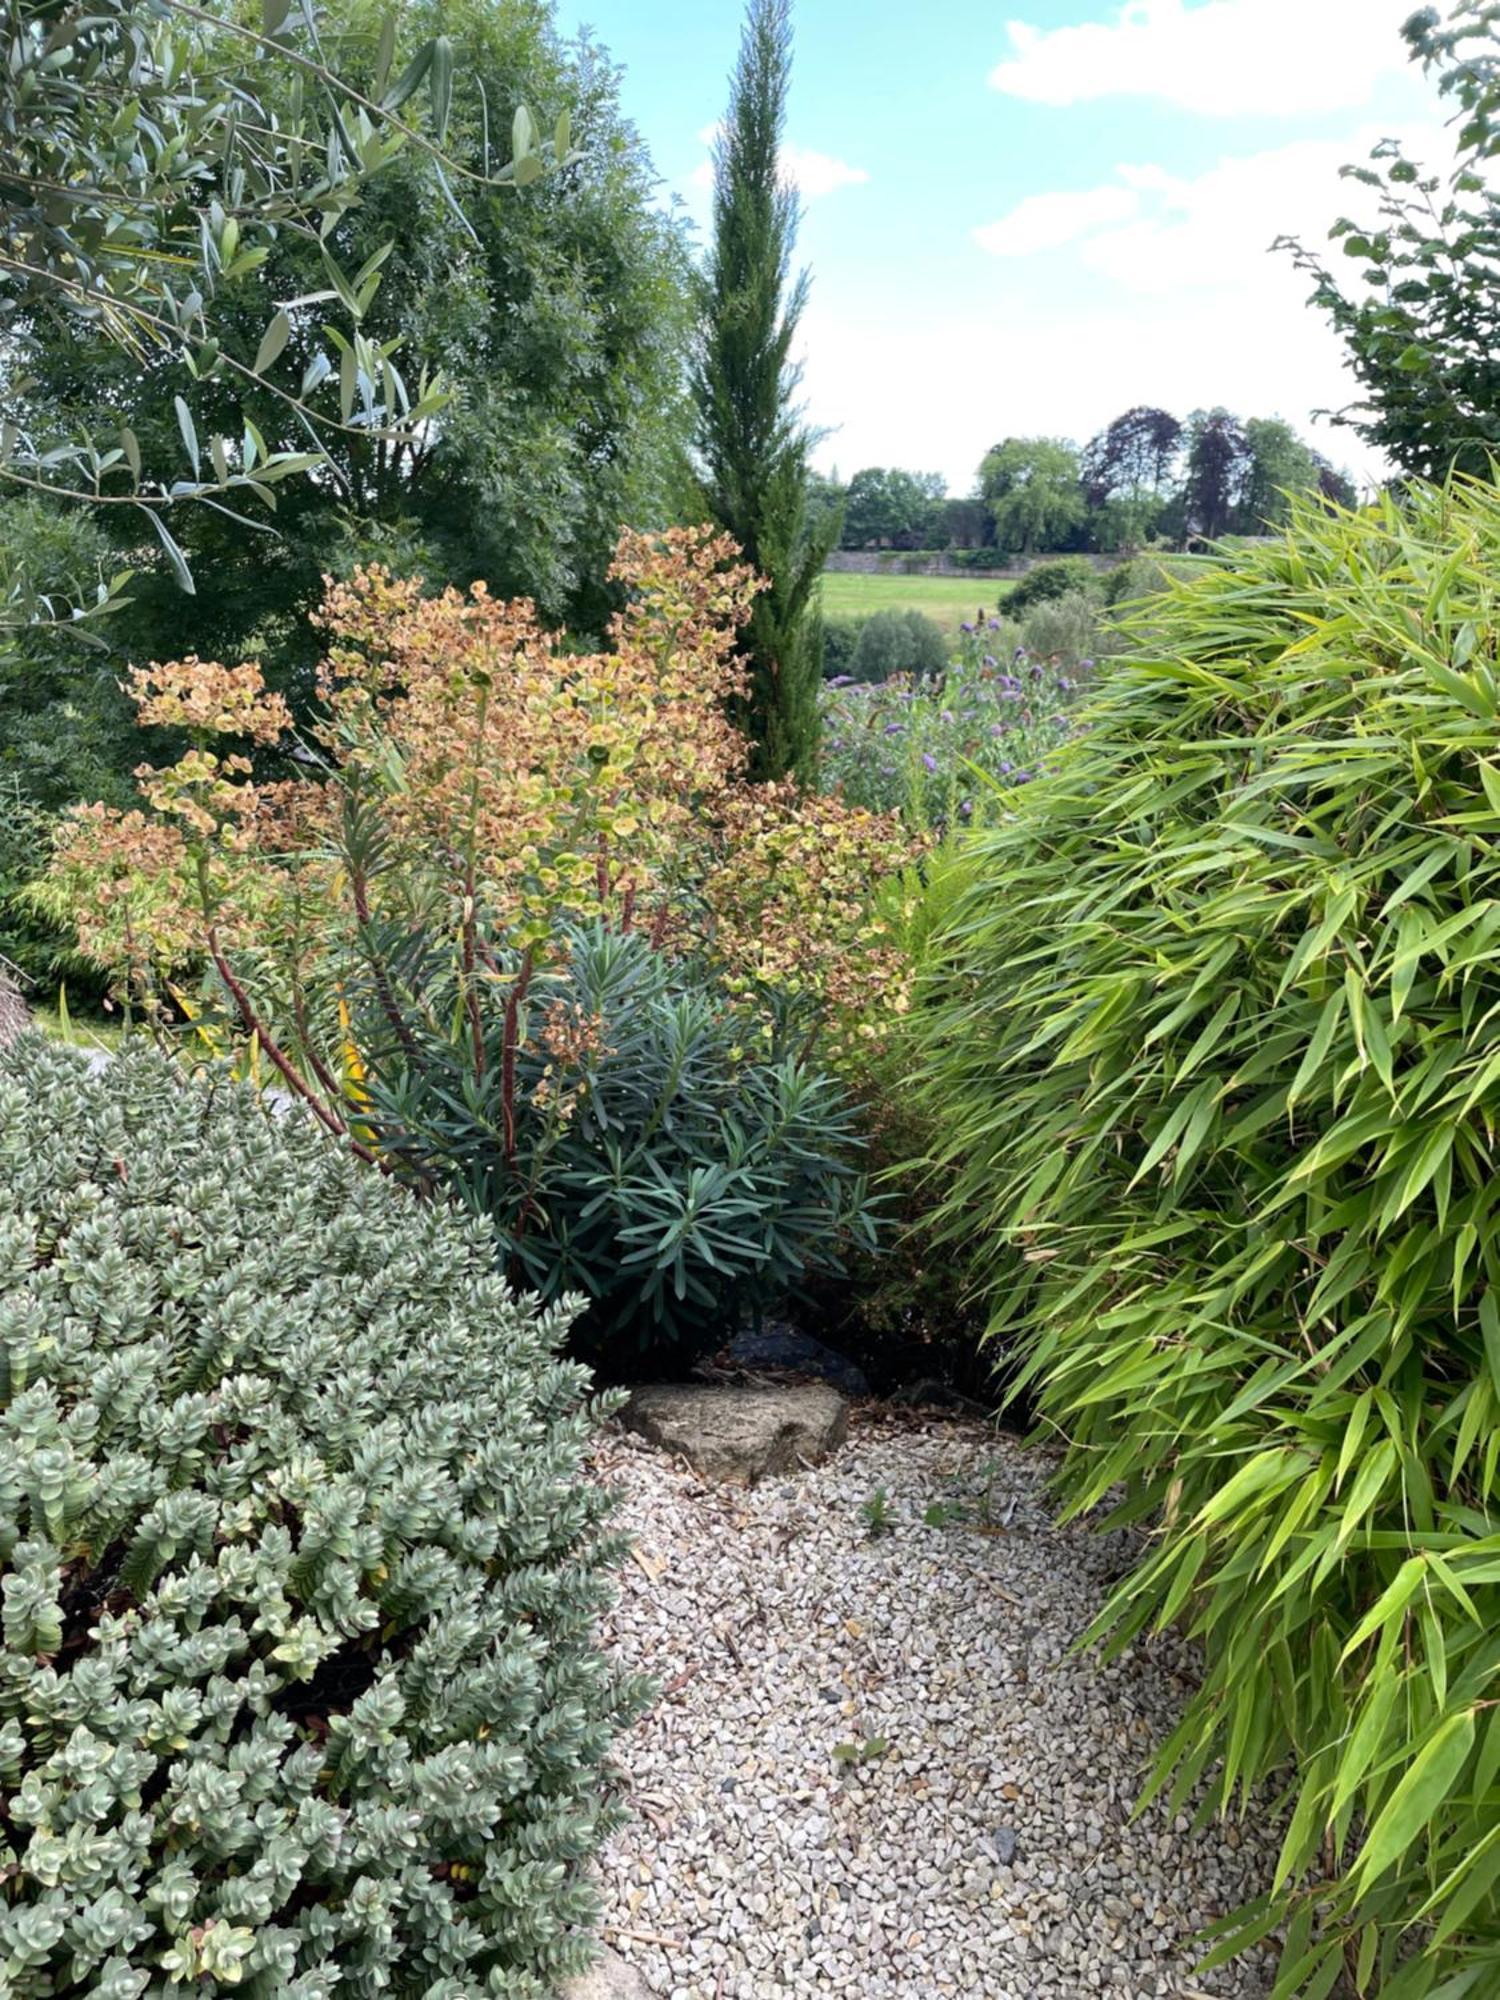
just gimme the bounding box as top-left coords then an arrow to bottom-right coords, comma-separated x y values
563,0 -> 1455,495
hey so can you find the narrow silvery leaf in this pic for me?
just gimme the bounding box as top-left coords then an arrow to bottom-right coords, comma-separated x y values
253,309 -> 291,375
174,396 -> 199,477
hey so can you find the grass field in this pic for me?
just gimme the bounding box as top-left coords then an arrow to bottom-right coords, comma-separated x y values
819,570 -> 1009,634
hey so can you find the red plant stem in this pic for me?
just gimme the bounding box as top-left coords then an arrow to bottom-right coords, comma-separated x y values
291,986 -> 347,1107
207,928 -> 382,1169
596,832 -> 611,906
620,881 -> 637,934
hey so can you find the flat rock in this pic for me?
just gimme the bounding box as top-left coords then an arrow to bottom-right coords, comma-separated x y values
559,1947 -> 654,1999
620,1382 -> 849,1484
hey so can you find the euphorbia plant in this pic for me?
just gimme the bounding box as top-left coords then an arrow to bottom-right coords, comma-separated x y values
39,527 -> 910,1352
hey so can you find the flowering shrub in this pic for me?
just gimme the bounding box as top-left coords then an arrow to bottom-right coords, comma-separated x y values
701,781 -> 920,1046
40,528 -> 911,1361
820,621 -> 1089,833
44,527 -> 908,1031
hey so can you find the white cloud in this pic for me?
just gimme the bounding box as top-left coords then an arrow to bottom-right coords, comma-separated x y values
973,185 -> 1138,256
974,124 -> 1449,293
690,123 -> 868,198
780,143 -> 871,198
991,0 -> 1414,117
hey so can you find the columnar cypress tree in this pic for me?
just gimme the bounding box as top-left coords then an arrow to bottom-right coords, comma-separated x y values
694,0 -> 838,785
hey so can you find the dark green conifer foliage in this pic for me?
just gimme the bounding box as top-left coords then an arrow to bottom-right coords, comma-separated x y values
693,0 -> 838,784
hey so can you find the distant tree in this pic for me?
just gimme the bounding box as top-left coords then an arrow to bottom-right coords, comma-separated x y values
1314,456 -> 1361,510
806,470 -> 848,542
1280,6 -> 1500,479
1082,406 -> 1182,506
979,437 -> 1086,554
1181,409 -> 1252,540
841,467 -> 947,548
693,0 -> 837,783
1239,417 -> 1322,529
937,495 -> 991,549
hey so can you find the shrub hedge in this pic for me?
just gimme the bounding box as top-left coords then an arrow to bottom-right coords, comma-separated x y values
0,1038 -> 643,1997
999,555 -> 1097,615
914,481 -> 1500,1995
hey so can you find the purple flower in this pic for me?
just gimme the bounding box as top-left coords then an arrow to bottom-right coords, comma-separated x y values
1013,647 -> 1027,662
959,798 -> 973,818
987,618 -> 1000,631
922,752 -> 938,773
884,723 -> 905,736
830,738 -> 846,751
989,724 -> 1005,738
1014,768 -> 1034,784
999,760 -> 1013,775
961,621 -> 975,633
829,674 -> 855,688
1057,676 -> 1074,692
941,710 -> 954,724
982,655 -> 997,669
1079,658 -> 1095,670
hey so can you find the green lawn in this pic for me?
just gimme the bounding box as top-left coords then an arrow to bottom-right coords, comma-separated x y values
819,570 -> 1010,635
33,997 -> 130,1052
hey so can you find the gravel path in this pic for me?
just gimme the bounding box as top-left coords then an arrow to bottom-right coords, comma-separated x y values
592,1415 -> 1282,2000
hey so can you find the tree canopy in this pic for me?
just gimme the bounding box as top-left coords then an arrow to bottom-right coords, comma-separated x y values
20,0 -> 696,672
978,437 -> 1086,555
1282,3 -> 1500,480
0,0 -> 566,623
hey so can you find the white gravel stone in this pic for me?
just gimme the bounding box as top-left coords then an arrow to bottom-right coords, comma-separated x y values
590,1415 -> 1280,1999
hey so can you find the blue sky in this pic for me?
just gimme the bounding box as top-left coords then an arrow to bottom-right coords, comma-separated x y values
564,0 -> 1449,492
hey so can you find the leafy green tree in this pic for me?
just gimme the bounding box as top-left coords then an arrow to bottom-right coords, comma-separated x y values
693,0 -> 838,784
1239,416 -> 1322,529
1281,4 -> 1500,479
24,0 -> 694,666
978,437 -> 1086,554
806,468 -> 848,543
936,494 -> 990,549
841,466 -> 946,548
0,0 -> 561,617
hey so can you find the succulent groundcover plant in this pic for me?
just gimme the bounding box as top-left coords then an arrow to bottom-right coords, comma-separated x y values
0,1037 -> 646,1998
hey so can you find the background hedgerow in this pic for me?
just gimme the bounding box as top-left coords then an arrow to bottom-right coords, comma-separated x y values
0,1036 -> 645,1998
846,608 -> 948,684
912,479 -> 1500,1996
